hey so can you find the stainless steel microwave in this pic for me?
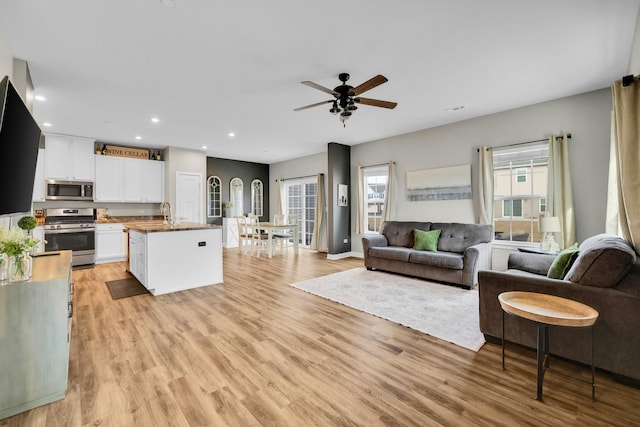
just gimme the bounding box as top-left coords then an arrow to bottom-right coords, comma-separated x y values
45,179 -> 94,201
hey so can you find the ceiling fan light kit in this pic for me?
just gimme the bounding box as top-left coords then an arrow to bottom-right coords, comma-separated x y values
295,72 -> 397,127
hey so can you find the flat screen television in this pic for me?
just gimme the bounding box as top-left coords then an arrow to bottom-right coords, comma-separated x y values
0,75 -> 42,217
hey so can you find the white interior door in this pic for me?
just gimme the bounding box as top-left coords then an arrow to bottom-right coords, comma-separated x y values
176,172 -> 203,223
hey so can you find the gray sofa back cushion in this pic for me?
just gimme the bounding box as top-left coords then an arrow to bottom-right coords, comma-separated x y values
564,234 -> 636,288
381,221 -> 431,248
431,222 -> 493,253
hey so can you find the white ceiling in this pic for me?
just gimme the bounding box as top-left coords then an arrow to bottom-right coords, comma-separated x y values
0,0 -> 638,164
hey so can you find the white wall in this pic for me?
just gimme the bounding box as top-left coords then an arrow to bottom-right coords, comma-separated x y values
269,151 -> 327,219
628,7 -> 640,74
164,146 -> 207,222
0,25 -> 12,80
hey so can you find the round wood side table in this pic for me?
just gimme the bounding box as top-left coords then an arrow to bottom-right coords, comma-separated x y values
498,291 -> 599,401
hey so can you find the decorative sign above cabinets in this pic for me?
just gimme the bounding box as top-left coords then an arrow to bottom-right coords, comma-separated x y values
95,143 -> 162,160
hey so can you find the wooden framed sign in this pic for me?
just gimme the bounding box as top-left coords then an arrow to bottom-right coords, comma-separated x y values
99,144 -> 150,160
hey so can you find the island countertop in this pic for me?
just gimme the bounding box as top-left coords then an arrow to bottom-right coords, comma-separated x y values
124,221 -> 221,233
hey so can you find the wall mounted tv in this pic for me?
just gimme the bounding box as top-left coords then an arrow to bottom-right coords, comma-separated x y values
0,75 -> 42,217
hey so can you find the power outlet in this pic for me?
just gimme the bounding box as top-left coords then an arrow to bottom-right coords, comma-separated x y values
343,238 -> 348,243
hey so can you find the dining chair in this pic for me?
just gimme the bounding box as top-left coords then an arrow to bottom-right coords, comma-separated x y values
248,214 -> 268,257
272,214 -> 288,256
235,215 -> 251,255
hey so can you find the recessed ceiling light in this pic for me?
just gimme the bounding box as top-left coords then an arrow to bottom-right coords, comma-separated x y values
228,132 -> 235,137
34,95 -> 46,101
42,122 -> 52,127
135,136 -> 142,140
151,117 -> 160,123
201,145 -> 207,149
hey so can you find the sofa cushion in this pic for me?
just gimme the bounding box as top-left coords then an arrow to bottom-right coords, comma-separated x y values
368,246 -> 411,262
413,229 -> 441,252
564,234 -> 636,288
382,221 -> 431,247
547,243 -> 579,279
409,251 -> 464,269
431,222 -> 493,253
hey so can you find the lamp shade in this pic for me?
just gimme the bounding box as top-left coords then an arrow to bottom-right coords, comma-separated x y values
539,216 -> 561,233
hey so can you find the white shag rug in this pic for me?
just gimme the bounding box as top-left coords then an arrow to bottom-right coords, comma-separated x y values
290,267 -> 485,352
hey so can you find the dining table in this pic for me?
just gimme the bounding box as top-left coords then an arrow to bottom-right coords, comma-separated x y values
256,222 -> 299,258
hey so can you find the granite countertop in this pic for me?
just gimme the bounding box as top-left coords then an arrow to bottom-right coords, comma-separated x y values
95,215 -> 164,224
124,221 -> 221,233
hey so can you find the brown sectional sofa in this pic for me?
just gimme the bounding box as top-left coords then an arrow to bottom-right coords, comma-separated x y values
362,221 -> 492,289
478,234 -> 640,385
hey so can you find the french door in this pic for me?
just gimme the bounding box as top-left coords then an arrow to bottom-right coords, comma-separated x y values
283,177 -> 316,247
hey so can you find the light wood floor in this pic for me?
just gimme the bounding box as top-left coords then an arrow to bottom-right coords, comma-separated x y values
2,249 -> 640,426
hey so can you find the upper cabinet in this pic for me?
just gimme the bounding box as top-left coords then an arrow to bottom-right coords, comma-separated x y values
95,156 -> 164,203
44,134 -> 95,181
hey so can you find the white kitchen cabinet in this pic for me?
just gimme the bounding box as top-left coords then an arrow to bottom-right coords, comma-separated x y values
44,134 -> 95,181
141,160 -> 164,202
94,155 -> 124,202
128,230 -> 147,287
95,156 -> 164,203
32,148 -> 46,202
222,217 -> 238,248
95,223 -> 126,263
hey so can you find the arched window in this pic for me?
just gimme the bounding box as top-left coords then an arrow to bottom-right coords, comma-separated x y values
207,176 -> 222,217
230,177 -> 244,216
251,179 -> 263,217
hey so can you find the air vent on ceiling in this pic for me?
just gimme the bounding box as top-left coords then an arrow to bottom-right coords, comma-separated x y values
444,105 -> 467,112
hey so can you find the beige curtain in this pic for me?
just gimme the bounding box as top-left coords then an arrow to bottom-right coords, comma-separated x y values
382,161 -> 396,223
310,174 -> 327,252
547,133 -> 575,249
355,166 -> 364,234
476,146 -> 493,225
275,179 -> 284,216
612,79 -> 640,251
606,111 -> 621,235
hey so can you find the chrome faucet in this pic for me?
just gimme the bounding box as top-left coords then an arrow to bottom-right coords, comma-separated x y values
160,201 -> 173,225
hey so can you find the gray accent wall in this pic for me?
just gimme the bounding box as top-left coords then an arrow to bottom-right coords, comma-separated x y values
207,157 -> 269,225
328,142 -> 350,254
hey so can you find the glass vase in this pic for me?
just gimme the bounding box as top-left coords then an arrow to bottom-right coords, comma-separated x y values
8,254 -> 32,282
0,253 -> 8,282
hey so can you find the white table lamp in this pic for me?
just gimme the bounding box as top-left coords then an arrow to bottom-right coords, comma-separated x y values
539,216 -> 561,252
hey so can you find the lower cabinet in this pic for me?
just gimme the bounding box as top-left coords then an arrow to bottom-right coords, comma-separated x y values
95,223 -> 126,263
0,251 -> 73,420
128,230 -> 147,288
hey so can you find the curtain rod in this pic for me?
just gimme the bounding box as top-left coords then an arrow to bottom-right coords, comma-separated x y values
361,161 -> 396,169
477,133 -> 571,152
275,173 -> 323,182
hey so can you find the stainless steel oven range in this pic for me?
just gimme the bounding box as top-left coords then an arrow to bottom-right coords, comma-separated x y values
44,208 -> 95,266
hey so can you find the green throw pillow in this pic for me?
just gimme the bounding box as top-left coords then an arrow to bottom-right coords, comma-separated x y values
413,229 -> 441,252
547,243 -> 580,279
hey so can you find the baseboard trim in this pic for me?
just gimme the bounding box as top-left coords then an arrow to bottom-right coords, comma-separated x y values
326,251 -> 363,260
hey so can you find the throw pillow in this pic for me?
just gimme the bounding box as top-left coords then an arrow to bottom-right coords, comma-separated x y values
413,229 -> 441,252
547,243 -> 580,279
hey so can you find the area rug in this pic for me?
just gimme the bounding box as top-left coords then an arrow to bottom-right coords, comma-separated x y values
105,277 -> 150,300
290,268 -> 485,352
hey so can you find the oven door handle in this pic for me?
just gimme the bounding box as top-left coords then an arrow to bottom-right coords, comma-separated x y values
45,228 -> 95,235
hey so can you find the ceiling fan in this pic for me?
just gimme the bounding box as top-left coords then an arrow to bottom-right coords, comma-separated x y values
294,73 -> 397,126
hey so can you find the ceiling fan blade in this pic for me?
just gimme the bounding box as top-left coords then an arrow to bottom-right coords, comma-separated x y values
301,81 -> 339,96
293,100 -> 332,111
354,97 -> 397,109
350,75 -> 388,96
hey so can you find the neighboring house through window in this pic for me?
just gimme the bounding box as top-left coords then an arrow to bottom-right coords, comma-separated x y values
362,165 -> 389,234
493,142 -> 548,243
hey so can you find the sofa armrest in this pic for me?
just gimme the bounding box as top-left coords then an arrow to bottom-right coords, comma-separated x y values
508,252 -> 556,276
462,242 -> 492,288
362,235 -> 388,268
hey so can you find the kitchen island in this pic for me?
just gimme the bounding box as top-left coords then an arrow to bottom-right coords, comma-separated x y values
125,222 -> 222,296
